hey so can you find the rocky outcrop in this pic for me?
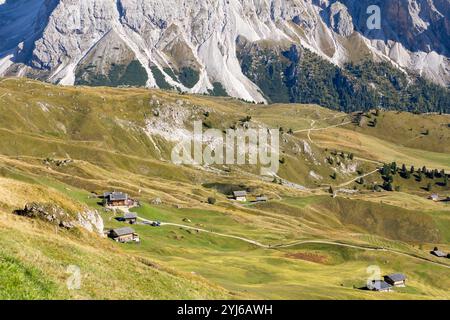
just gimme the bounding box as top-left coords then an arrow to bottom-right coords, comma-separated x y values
76,210 -> 104,235
15,202 -> 104,236
15,202 -> 76,229
0,0 -> 448,100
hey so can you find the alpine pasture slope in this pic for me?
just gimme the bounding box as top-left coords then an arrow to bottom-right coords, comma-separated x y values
0,78 -> 449,300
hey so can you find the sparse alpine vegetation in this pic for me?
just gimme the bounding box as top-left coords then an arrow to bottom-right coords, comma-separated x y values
237,40 -> 449,113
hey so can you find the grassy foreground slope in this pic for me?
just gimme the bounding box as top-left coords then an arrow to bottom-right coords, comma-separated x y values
0,177 -> 231,300
0,78 -> 449,299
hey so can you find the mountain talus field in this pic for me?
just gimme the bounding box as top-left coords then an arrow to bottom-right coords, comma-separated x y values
0,78 -> 449,300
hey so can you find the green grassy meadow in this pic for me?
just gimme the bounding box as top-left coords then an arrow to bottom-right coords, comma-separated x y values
0,78 -> 449,299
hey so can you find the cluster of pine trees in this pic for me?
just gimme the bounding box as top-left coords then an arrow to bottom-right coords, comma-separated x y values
380,162 -> 448,192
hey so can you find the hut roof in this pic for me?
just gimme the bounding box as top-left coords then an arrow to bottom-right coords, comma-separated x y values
384,273 -> 406,282
112,227 -> 135,237
233,191 -> 247,197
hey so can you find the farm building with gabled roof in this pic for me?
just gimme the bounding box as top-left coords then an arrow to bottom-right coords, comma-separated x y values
367,280 -> 393,292
429,194 -> 440,201
109,227 -> 139,243
123,212 -> 138,224
103,191 -> 129,207
431,248 -> 447,258
255,196 -> 268,202
232,190 -> 247,202
384,273 -> 407,287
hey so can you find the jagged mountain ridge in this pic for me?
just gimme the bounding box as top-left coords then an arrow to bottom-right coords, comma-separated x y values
0,0 -> 449,105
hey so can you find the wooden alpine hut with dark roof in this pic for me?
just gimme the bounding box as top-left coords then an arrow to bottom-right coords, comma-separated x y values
109,227 -> 140,243
384,273 -> 407,287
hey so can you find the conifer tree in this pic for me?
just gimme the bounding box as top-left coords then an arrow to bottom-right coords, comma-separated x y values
401,164 -> 407,174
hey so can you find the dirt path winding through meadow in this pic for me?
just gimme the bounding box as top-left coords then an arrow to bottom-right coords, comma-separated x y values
288,113 -> 381,190
337,169 -> 380,188
138,217 -> 450,269
293,112 -> 355,146
294,120 -> 353,134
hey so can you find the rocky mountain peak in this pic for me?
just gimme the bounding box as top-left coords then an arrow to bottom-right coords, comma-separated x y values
0,0 -> 448,104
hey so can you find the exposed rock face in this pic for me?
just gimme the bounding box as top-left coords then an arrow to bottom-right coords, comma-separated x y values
0,0 -> 448,101
339,0 -> 450,85
76,210 -> 104,235
15,202 -> 104,235
145,102 -> 194,142
327,2 -> 354,37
